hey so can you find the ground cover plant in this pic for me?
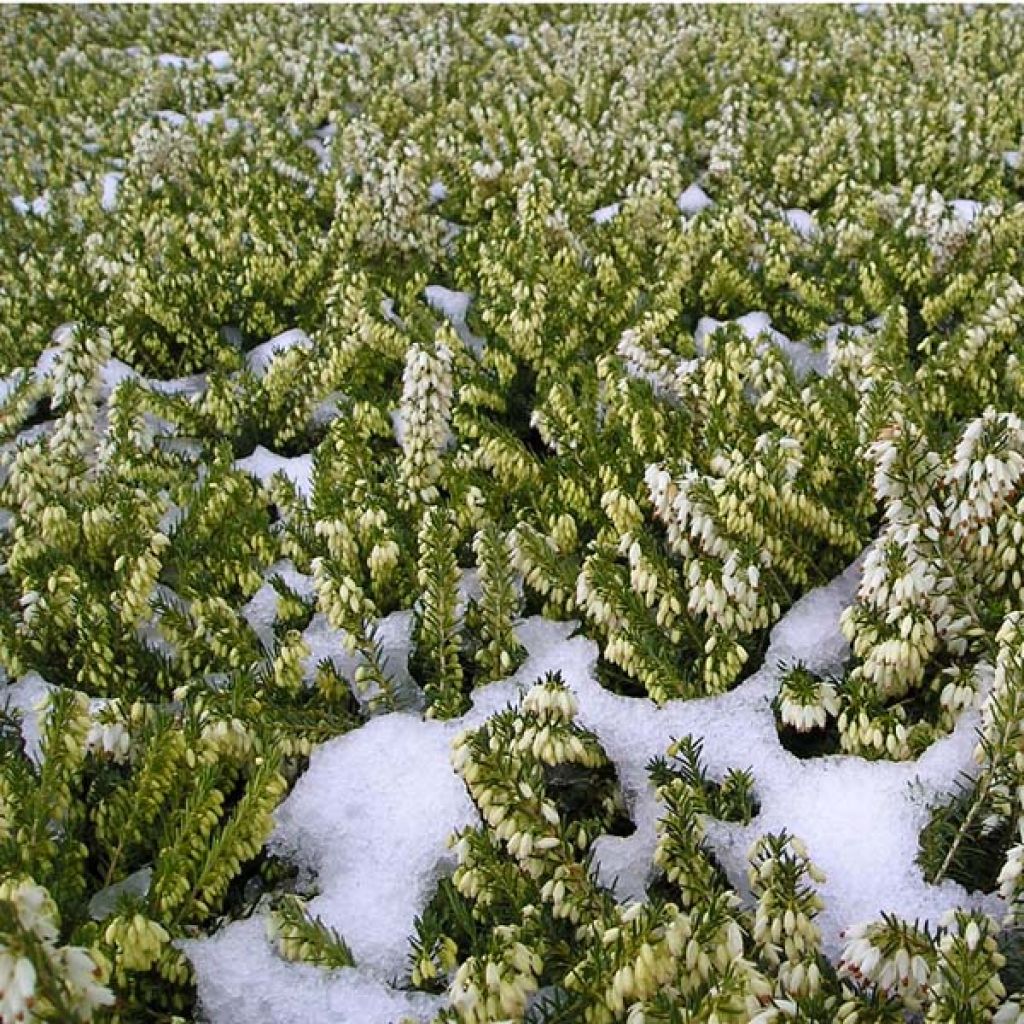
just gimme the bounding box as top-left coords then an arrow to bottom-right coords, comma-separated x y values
2,3 -> 1024,1022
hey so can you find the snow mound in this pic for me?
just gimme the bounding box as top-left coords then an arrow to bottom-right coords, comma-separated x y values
234,446 -> 314,500
677,182 -> 713,215
246,329 -> 313,378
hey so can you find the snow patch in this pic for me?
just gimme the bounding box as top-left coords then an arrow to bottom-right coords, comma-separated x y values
424,286 -> 485,356
949,198 -> 984,225
101,171 -> 124,212
99,357 -> 138,399
300,609 -> 420,712
311,391 -> 346,428
156,53 -> 192,70
154,109 -> 188,127
245,329 -> 313,378
677,182 -> 713,216
591,201 -> 621,225
206,50 -> 233,71
186,918 -> 442,1024
89,867 -> 153,921
782,207 -> 819,240
11,193 -> 50,217
695,311 -> 830,380
188,560 -> 1000,1018
271,713 -> 479,975
234,447 -> 314,500
0,368 -> 27,406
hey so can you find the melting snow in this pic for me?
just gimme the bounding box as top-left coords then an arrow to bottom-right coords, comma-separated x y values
187,558 -> 1001,1021
782,207 -> 819,240
424,285 -> 485,356
245,329 -> 313,378
591,201 -> 621,225
949,198 -> 985,225
98,357 -> 138,399
11,193 -> 50,217
195,109 -> 243,134
88,866 -> 153,921
234,446 -> 314,500
424,286 -> 471,324
206,50 -> 233,71
101,171 -> 124,212
695,310 -> 830,380
156,53 -> 192,70
677,182 -> 713,216
154,109 -> 189,127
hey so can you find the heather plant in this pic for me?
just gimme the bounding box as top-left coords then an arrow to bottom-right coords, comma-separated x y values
3,5 -> 1024,1023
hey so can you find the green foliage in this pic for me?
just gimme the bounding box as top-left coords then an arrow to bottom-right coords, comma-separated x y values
412,506 -> 466,719
2,4 -> 1024,1021
267,895 -> 355,970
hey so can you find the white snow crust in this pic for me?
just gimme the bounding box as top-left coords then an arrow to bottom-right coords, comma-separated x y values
245,329 -> 313,378
677,182 -> 713,215
187,558 -> 1001,1022
234,446 -> 314,500
695,310 -> 831,380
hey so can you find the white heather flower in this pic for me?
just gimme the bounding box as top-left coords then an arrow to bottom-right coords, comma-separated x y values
398,336 -> 454,502
1,879 -> 58,945
52,946 -> 115,1019
85,719 -> 131,762
0,951 -> 37,1024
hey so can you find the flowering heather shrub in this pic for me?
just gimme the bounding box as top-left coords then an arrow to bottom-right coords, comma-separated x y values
2,5 -> 1024,1023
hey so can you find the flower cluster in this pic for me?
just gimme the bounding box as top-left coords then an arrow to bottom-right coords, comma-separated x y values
839,410 -> 1024,758
399,335 -> 455,507
0,878 -> 114,1023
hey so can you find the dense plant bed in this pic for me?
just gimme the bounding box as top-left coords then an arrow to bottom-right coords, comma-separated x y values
2,5 -> 1024,1023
